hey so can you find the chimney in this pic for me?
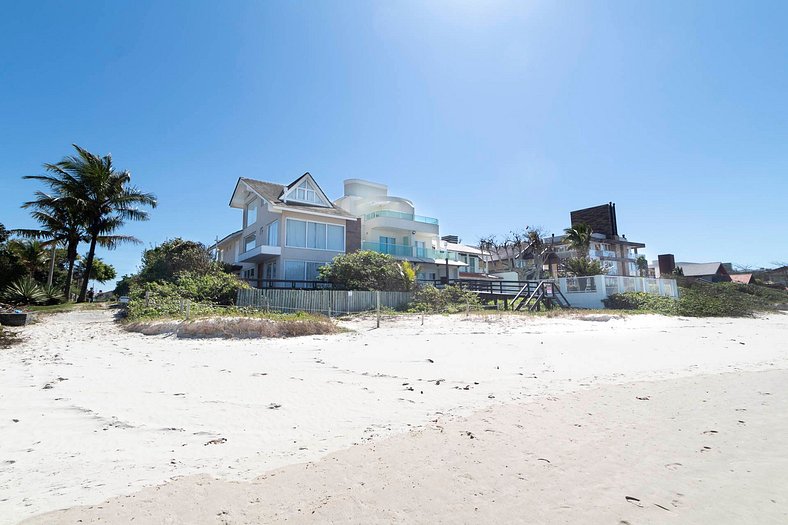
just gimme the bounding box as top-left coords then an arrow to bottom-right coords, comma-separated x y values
658,254 -> 676,276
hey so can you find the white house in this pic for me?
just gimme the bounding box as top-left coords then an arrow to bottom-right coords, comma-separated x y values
213,173 -> 360,286
334,179 -> 465,281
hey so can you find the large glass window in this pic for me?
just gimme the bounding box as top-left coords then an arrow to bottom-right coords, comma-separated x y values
284,260 -> 305,280
283,260 -> 325,282
286,219 -> 307,247
244,234 -> 256,252
327,225 -> 344,251
266,220 -> 279,246
245,200 -> 258,227
286,219 -> 344,250
306,262 -> 323,280
307,222 -> 327,249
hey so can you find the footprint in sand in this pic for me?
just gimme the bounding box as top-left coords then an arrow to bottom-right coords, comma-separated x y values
665,462 -> 683,470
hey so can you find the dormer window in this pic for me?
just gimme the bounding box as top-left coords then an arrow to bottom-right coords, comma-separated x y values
292,180 -> 322,204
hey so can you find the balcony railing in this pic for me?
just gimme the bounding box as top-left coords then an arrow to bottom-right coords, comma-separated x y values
363,210 -> 439,225
362,241 -> 460,261
588,249 -> 617,258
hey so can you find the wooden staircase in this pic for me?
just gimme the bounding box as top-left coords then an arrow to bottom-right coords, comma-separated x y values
512,281 -> 570,312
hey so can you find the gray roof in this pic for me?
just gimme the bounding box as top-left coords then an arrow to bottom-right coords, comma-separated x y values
676,262 -> 727,276
240,176 -> 355,219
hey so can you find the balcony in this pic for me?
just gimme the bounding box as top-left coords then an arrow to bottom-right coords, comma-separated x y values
363,210 -> 439,224
588,249 -> 617,258
237,243 -> 281,263
362,241 -> 460,261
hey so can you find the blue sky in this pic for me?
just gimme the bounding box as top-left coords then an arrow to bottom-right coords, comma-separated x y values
1,0 -> 786,286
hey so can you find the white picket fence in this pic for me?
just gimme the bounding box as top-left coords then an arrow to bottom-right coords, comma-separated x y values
236,288 -> 413,316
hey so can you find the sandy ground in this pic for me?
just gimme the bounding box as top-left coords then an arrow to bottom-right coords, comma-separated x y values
2,309 -> 788,524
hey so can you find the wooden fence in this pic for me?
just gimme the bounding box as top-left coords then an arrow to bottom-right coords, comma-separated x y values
236,288 -> 413,315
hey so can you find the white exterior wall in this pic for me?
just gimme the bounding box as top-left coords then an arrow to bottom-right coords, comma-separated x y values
556,275 -> 679,309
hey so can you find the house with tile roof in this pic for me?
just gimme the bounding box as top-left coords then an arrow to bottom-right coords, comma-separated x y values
213,173 -> 361,286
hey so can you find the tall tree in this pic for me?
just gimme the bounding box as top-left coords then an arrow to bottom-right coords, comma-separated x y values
14,191 -> 87,299
24,145 -> 157,302
75,255 -> 117,285
562,223 -> 594,257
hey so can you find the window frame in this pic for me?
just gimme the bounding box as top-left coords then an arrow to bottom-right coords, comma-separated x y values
244,198 -> 258,228
285,218 -> 345,251
266,219 -> 279,246
243,234 -> 256,253
283,259 -> 326,281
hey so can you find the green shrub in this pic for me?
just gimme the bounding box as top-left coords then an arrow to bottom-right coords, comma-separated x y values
410,284 -> 480,313
41,283 -> 65,305
603,291 -> 677,314
126,270 -> 249,321
173,271 -> 247,304
318,251 -> 415,291
1,276 -> 46,305
604,283 -> 788,318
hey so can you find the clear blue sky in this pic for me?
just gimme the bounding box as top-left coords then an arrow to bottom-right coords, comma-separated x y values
2,1 -> 786,287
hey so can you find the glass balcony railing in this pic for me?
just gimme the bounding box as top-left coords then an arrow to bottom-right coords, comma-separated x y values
362,241 -> 460,261
363,210 -> 439,225
588,249 -> 617,258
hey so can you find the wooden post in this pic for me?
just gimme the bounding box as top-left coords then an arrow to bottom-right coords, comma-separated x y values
145,290 -> 150,307
179,298 -> 184,314
185,301 -> 191,320
376,291 -> 380,329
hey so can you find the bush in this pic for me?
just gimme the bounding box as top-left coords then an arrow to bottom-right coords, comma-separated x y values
319,251 -> 416,291
127,276 -> 249,321
41,283 -> 65,305
173,271 -> 247,304
604,283 -> 788,318
137,238 -> 217,283
125,312 -> 338,338
603,292 -> 677,315
1,276 -> 46,305
410,284 -> 480,313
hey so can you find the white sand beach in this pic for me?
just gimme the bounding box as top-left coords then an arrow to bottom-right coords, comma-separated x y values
2,309 -> 788,524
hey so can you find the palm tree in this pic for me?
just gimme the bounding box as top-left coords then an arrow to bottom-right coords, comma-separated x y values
563,223 -> 594,258
636,255 -> 649,277
7,240 -> 49,277
14,191 -> 87,299
24,145 -> 157,302
526,228 -> 546,279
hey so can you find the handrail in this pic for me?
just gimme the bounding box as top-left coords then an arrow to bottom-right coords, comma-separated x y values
363,210 -> 439,225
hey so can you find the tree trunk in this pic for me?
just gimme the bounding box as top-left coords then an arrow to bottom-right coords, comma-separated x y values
77,235 -> 98,302
47,243 -> 57,286
64,241 -> 78,301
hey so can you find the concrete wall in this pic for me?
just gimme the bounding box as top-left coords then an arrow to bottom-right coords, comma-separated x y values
556,275 -> 679,309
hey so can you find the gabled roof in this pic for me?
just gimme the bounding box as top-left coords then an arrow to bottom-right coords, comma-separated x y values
446,242 -> 487,256
730,273 -> 754,284
676,262 -> 729,277
280,172 -> 332,208
209,229 -> 241,250
230,174 -> 355,219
